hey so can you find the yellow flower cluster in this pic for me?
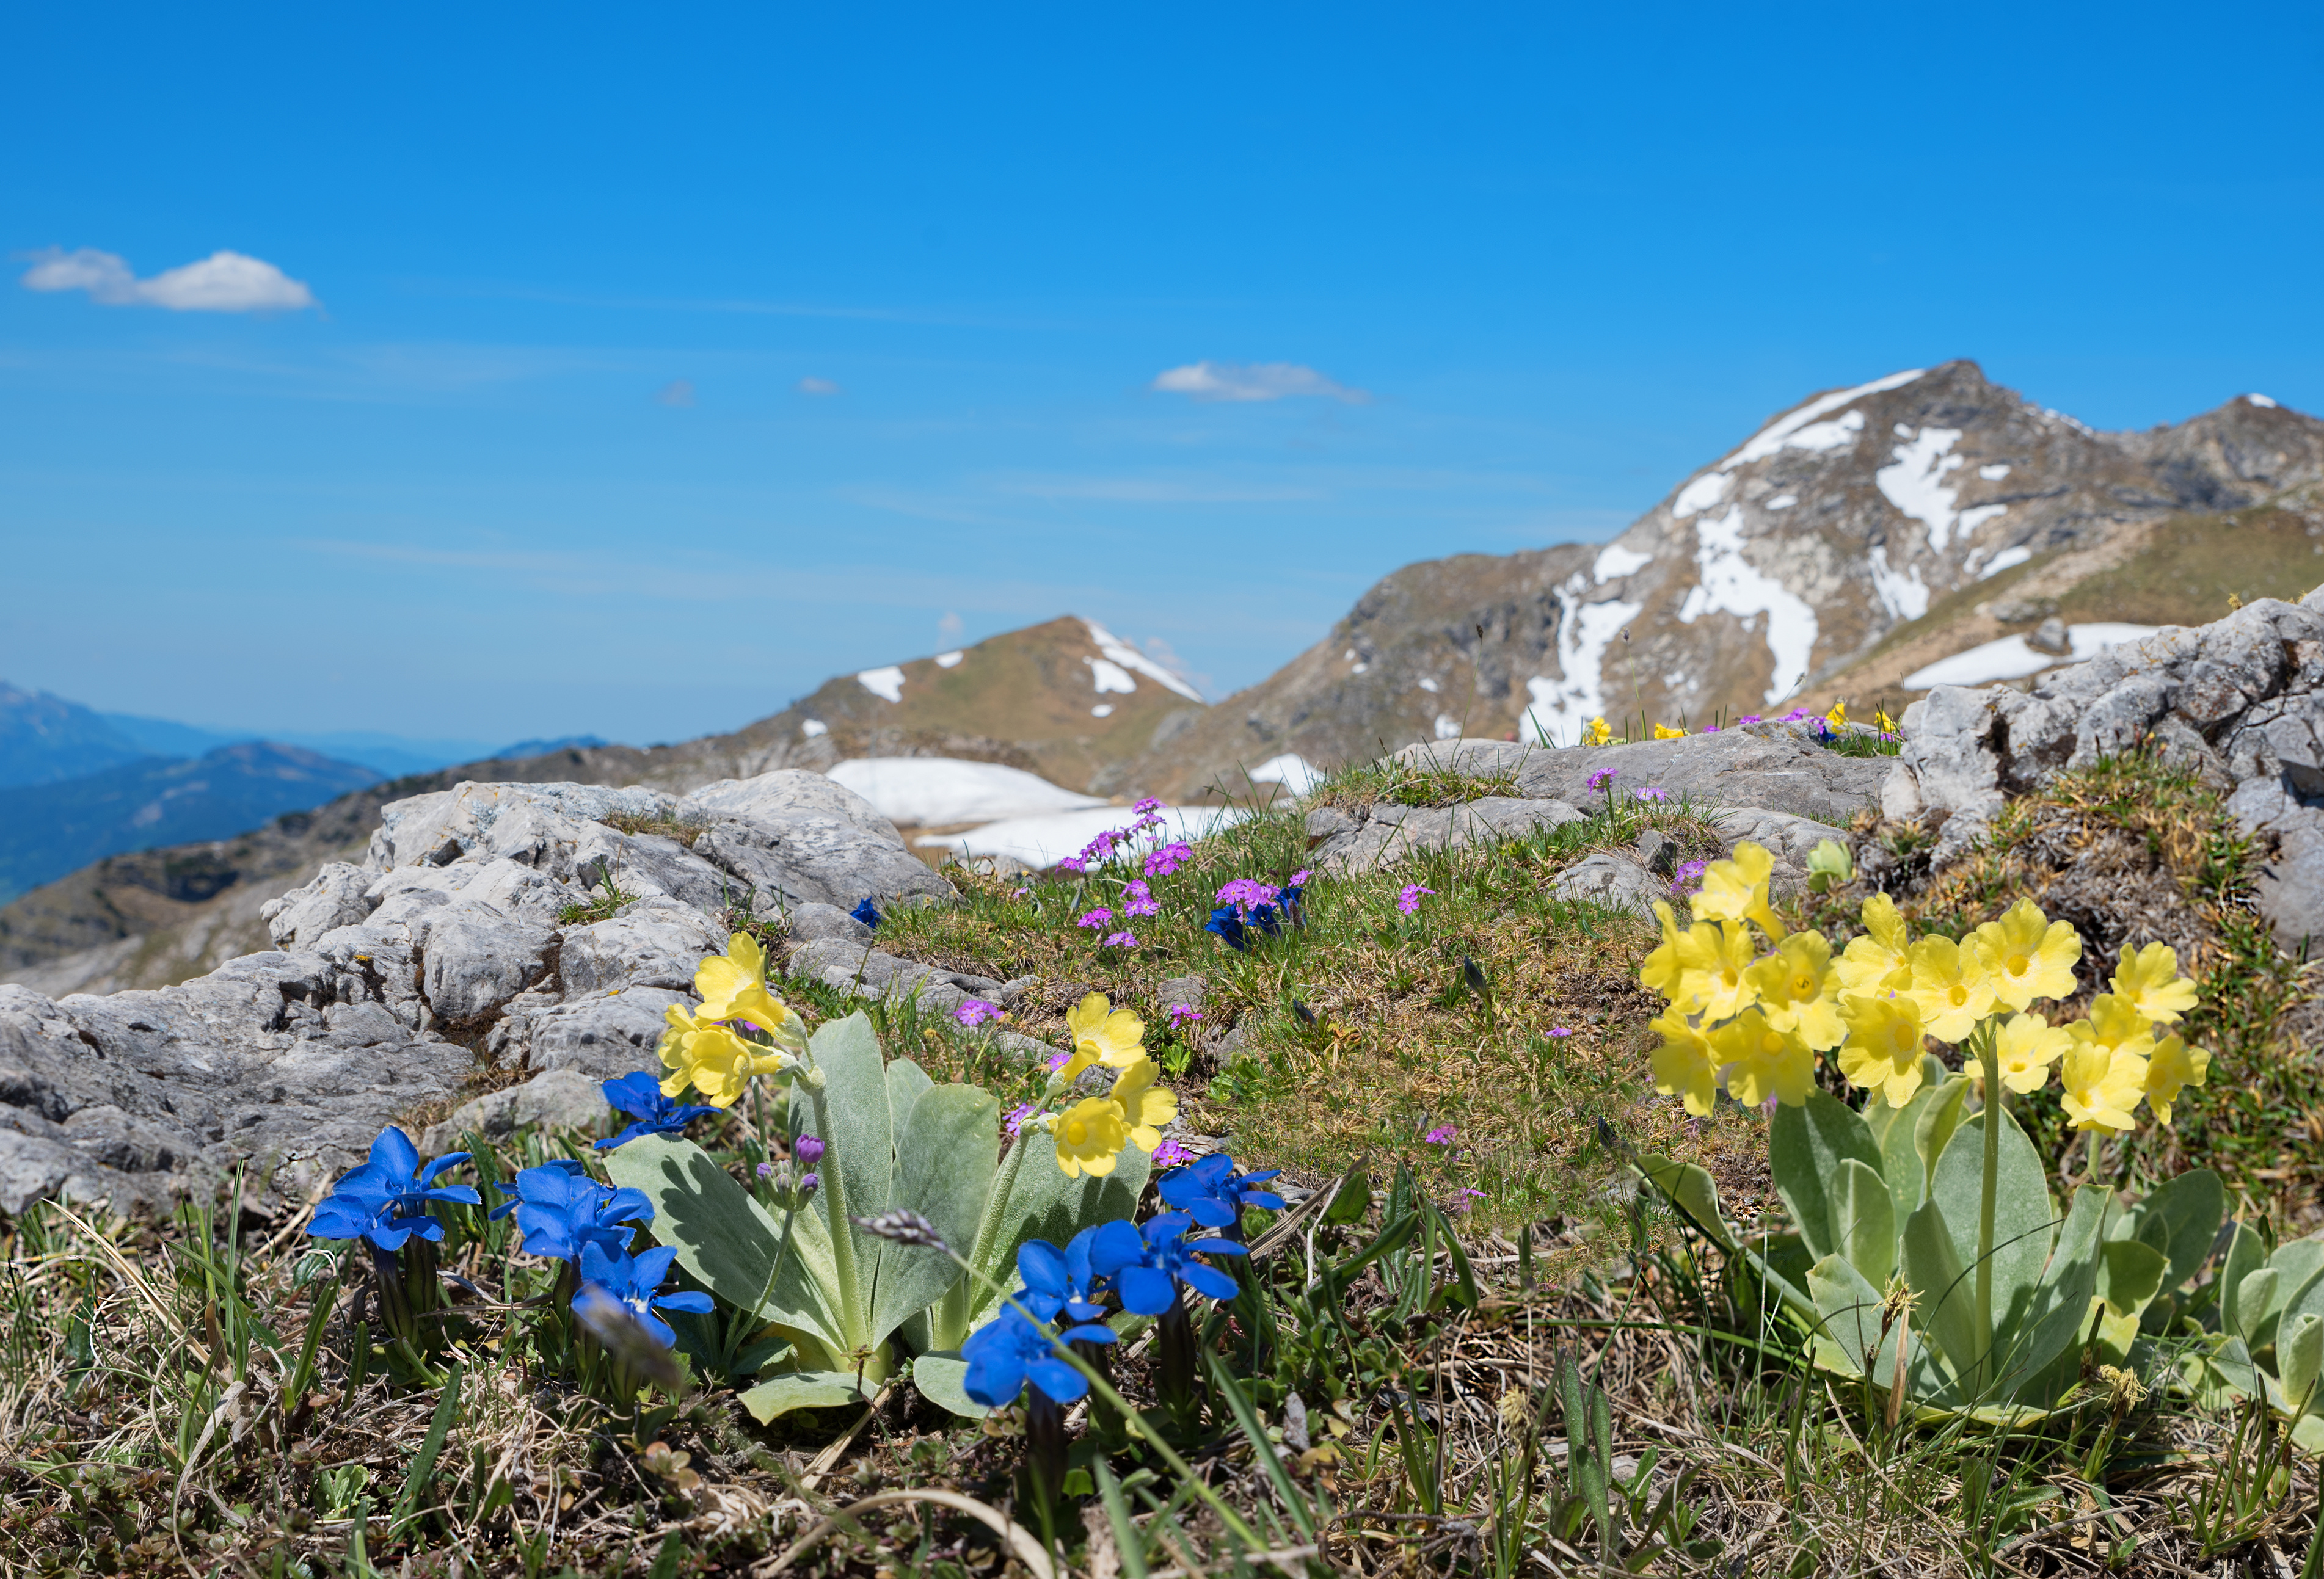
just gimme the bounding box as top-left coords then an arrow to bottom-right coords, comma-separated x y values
1652,722 -> 1688,739
1642,844 -> 2209,1134
657,934 -> 812,1107
1583,717 -> 1614,747
1044,995 -> 1178,1178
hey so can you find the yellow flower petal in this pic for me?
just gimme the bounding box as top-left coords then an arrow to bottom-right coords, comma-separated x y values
1052,1096 -> 1131,1178
1714,1009 -> 1815,1109
2060,1041 -> 2148,1134
1992,1011 -> 2072,1095
1837,992 -> 1926,1108
1649,1008 -> 1718,1117
1065,993 -> 1147,1069
1677,921 -> 1761,1023
1744,933 -> 1843,1051
1694,841 -> 1786,941
2112,942 -> 2199,1025
1972,899 -> 2081,1011
1110,1057 -> 1176,1152
1904,935 -> 1997,1043
2143,1034 -> 2210,1125
1583,717 -> 1612,747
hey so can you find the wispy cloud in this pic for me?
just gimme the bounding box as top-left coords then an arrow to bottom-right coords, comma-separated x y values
21,247 -> 318,312
796,376 -> 842,396
1150,360 -> 1367,404
656,379 -> 696,407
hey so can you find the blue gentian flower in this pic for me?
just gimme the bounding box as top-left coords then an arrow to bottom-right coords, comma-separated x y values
595,1072 -> 722,1149
574,1242 -> 714,1349
1204,905 -> 1246,951
1018,1227 -> 1112,1324
1158,1152 -> 1286,1230
490,1160 -> 653,1263
961,1304 -> 1115,1407
1247,902 -> 1281,937
308,1127 -> 482,1252
1088,1212 -> 1246,1314
851,896 -> 883,929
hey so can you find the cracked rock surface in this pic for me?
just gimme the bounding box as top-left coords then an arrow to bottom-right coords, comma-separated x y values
1883,588 -> 2324,951
0,771 -> 956,1214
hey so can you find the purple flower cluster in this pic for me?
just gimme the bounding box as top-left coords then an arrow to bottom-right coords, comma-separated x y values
1546,1026 -> 1574,1039
1166,1003 -> 1203,1029
1151,1137 -> 1196,1167
1076,907 -> 1115,930
1634,785 -> 1669,803
1121,879 -> 1160,918
1671,858 -> 1708,897
1738,714 -> 1763,725
1449,1188 -> 1487,1213
1102,931 -> 1140,949
1046,1049 -> 1072,1072
1004,1103 -> 1039,1136
1586,767 -> 1617,794
1214,877 -> 1280,915
1397,884 -> 1435,915
1145,841 -> 1192,877
955,998 -> 1004,1028
1424,1123 -> 1457,1146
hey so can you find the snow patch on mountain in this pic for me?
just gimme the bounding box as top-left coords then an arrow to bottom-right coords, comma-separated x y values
1719,368 -> 1926,469
1087,658 -> 1138,695
1867,547 -> 1929,621
1594,543 -> 1654,583
1674,507 -> 1818,703
1902,623 -> 2163,689
828,757 -> 1106,826
1978,545 -> 2033,579
1082,620 -> 1204,702
856,666 -> 906,703
1521,578 -> 1641,745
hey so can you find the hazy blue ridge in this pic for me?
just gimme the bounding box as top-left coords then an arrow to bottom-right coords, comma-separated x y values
0,686 -> 151,789
0,742 -> 381,905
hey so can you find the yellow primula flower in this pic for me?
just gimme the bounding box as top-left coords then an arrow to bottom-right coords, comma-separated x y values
1067,993 -> 1146,1069
2143,1034 -> 2210,1125
1837,992 -> 1928,1108
1836,891 -> 1914,994
1744,932 -> 1844,1051
1653,722 -> 1688,740
1677,920 -> 1761,1023
1052,1095 -> 1131,1178
1692,841 -> 1787,941
2067,994 -> 2158,1070
2060,1041 -> 2148,1134
1991,1011 -> 2072,1095
1109,1057 -> 1176,1151
2111,942 -> 2200,1025
694,933 -> 810,1052
1874,706 -> 1898,734
1641,902 -> 1716,1009
1713,1008 -> 1815,1109
1826,700 -> 1848,730
1583,717 -> 1613,747
1972,899 -> 2082,1011
1650,1007 -> 1718,1117
657,1004 -> 796,1108
1905,935 -> 1998,1043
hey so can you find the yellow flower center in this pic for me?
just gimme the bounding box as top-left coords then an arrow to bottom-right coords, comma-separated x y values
1722,968 -> 1740,988
1760,1031 -> 1783,1056
1949,985 -> 1968,1006
2008,954 -> 2030,978
1066,1119 -> 1087,1144
1792,973 -> 1814,996
1893,1025 -> 1914,1051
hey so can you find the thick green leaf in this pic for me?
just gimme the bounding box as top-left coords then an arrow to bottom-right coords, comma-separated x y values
1912,1075 -> 1972,1199
1770,1089 -> 1882,1262
791,1011 -> 895,1352
909,1352 -> 986,1420
2237,1269 -> 2282,1347
1868,1062 -> 1954,1225
2273,1238 -> 2324,1342
2220,1225 -> 2268,1340
870,1083 -> 999,1341
1994,1184 -> 2105,1407
1900,1200 -> 1976,1398
927,1129 -> 1151,1351
886,1057 -> 935,1139
2099,1240 -> 2169,1320
2280,1314 -> 2324,1420
1929,1109 -> 2053,1345
1806,1253 -> 1887,1379
1837,1159 -> 1896,1286
737,1369 -> 876,1423
600,1134 -> 845,1356
1635,1155 -> 1733,1252
2119,1169 -> 2224,1294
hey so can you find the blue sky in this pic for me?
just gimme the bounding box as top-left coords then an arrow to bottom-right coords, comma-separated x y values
4,2 -> 2320,747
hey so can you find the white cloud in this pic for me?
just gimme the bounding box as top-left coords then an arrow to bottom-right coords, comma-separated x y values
1149,360 -> 1366,404
655,379 -> 696,408
796,376 -> 842,396
21,247 -> 316,312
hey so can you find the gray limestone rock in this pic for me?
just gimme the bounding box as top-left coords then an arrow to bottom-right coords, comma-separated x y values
781,938 -> 1007,1023
1157,975 -> 1207,1012
689,812 -> 954,914
1550,853 -> 1667,913
558,901 -> 725,999
507,989 -> 691,1081
415,911 -> 556,1026
418,1069 -> 611,1155
683,770 -> 903,846
787,901 -> 875,943
261,863 -> 379,950
1309,795 -> 1584,876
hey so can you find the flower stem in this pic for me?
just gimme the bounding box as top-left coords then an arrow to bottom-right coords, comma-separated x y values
1975,1021 -> 2000,1399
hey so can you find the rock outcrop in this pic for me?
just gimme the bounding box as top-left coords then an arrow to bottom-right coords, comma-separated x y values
0,771 -> 956,1214
1884,587 -> 2324,952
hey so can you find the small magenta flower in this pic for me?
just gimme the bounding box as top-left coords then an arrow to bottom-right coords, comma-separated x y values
1738,714 -> 1763,725
1145,841 -> 1192,878
1547,1026 -> 1574,1038
1167,1003 -> 1203,1029
1450,1188 -> 1487,1213
1134,797 -> 1164,815
1635,786 -> 1669,803
1215,877 -> 1280,914
1672,859 -> 1708,896
1397,884 -> 1436,916
1102,930 -> 1140,949
955,998 -> 1004,1027
756,1161 -> 776,1179
1782,708 -> 1813,722
1011,885 -> 1032,899
1586,767 -> 1617,794
1055,856 -> 1088,874
1151,1137 -> 1196,1167
1046,1048 -> 1071,1072
1076,907 -> 1115,929
1005,1102 -> 1039,1136
793,1133 -> 826,1166
1424,1124 -> 1456,1146
1121,879 -> 1160,918
800,1172 -> 820,1190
